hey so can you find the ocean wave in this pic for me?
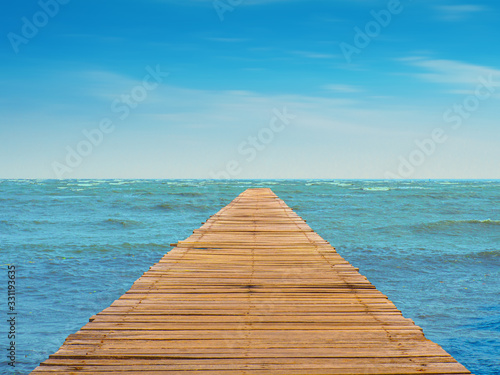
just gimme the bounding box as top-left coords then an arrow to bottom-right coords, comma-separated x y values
49,195 -> 91,199
396,186 -> 426,190
32,220 -> 54,225
121,242 -> 171,250
420,219 -> 500,230
109,181 -> 130,185
184,203 -> 212,212
0,220 -> 16,228
439,249 -> 500,263
474,249 -> 500,259
362,187 -> 391,191
105,218 -> 142,227
304,181 -> 353,187
169,192 -> 204,197
155,203 -> 174,210
130,190 -> 154,196
61,242 -> 171,254
153,202 -> 212,212
76,183 -> 100,187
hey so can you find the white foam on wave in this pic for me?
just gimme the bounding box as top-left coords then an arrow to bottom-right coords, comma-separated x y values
109,182 -> 129,185
362,187 -> 391,191
397,186 -> 426,190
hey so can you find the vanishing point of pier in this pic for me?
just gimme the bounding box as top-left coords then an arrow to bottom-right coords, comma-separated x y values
32,188 -> 470,374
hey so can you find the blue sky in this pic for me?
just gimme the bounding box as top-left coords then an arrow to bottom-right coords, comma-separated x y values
1,0 -> 499,179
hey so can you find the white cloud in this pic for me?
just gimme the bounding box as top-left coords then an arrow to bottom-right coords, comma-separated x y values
290,50 -> 339,59
323,84 -> 363,93
436,5 -> 487,21
406,58 -> 500,87
5,64 -> 498,178
80,70 -> 153,102
396,56 -> 428,63
46,68 -> 430,140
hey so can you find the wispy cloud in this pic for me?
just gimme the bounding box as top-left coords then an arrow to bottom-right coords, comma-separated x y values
290,50 -> 339,59
127,82 -> 420,142
436,5 -> 487,21
323,84 -> 363,93
404,58 -> 500,87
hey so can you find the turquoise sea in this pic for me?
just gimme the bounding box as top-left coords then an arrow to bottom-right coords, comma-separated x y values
1,179 -> 499,374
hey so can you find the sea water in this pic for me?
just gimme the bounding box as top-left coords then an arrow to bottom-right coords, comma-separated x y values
0,179 -> 498,374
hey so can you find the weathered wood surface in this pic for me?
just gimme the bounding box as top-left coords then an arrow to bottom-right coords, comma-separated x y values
31,188 -> 471,374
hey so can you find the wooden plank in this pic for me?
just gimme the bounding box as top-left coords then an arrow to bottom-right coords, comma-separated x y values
30,188 -> 471,374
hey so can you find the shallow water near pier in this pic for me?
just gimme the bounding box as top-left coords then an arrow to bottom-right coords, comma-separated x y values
1,179 -> 499,374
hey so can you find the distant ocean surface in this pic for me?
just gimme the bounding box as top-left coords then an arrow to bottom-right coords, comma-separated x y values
1,179 -> 499,374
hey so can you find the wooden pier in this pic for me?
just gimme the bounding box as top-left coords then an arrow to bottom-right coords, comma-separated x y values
32,188 -> 470,374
